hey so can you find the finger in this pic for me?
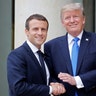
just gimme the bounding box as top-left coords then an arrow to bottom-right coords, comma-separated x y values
57,85 -> 65,94
58,73 -> 68,79
50,82 -> 56,85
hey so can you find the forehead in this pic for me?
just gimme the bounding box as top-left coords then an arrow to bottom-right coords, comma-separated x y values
29,19 -> 48,29
30,19 -> 47,23
62,10 -> 84,19
29,19 -> 47,25
63,9 -> 82,15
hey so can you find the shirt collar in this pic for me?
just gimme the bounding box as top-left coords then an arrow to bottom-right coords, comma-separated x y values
68,30 -> 83,45
26,40 -> 38,54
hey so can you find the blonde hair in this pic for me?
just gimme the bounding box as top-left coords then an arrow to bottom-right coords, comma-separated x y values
60,3 -> 85,20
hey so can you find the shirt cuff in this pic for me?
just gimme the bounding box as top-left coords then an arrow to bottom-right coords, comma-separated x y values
49,86 -> 52,94
74,76 -> 84,89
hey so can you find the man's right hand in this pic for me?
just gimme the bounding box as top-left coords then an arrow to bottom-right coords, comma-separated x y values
50,82 -> 66,95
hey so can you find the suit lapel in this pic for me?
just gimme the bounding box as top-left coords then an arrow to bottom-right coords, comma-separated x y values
76,31 -> 90,74
23,42 -> 47,84
60,35 -> 73,75
60,32 -> 91,75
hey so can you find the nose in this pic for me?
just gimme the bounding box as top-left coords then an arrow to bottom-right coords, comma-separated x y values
38,29 -> 42,35
70,17 -> 74,22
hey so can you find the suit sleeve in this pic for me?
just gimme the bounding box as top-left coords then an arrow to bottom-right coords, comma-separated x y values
7,51 -> 49,96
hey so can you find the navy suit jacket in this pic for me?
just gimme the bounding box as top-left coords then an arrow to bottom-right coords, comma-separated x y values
7,42 -> 50,96
44,31 -> 96,96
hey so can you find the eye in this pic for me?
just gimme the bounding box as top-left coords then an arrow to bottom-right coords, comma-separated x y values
73,16 -> 79,19
64,16 -> 70,20
41,28 -> 47,31
33,28 -> 39,31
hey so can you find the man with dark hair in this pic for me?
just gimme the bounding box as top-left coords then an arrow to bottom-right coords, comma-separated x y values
7,14 -> 65,96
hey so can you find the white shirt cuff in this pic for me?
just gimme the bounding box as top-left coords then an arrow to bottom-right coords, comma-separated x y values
49,86 -> 52,94
74,76 -> 84,89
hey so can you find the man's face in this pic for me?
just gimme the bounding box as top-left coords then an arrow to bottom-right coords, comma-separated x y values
25,19 -> 48,49
62,10 -> 85,36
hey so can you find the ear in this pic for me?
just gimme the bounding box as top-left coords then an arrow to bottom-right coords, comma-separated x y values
83,16 -> 86,24
25,29 -> 29,37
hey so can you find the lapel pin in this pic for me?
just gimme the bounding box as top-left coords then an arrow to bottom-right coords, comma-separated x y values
85,38 -> 89,41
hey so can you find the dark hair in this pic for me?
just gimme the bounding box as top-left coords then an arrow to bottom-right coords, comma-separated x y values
25,14 -> 49,30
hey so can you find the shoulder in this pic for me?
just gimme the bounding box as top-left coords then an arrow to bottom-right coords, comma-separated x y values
8,42 -> 30,58
84,31 -> 96,39
45,35 -> 66,45
83,31 -> 96,44
84,31 -> 96,36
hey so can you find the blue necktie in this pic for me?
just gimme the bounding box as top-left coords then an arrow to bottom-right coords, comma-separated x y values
71,37 -> 79,76
71,37 -> 79,96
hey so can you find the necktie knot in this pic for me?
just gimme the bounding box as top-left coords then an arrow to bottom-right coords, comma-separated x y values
37,50 -> 44,57
73,37 -> 79,42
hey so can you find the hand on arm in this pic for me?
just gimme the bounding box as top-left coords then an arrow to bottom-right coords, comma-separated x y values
58,72 -> 76,86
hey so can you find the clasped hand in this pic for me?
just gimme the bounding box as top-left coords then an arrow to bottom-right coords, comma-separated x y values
50,82 -> 66,95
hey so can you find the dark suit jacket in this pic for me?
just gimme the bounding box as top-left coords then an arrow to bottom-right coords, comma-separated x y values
44,31 -> 96,96
7,42 -> 50,96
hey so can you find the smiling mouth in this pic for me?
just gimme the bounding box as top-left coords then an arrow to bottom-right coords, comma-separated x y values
36,37 -> 44,41
70,24 -> 77,28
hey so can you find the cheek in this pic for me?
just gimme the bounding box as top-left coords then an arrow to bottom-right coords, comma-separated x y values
43,33 -> 47,40
62,21 -> 67,27
44,33 -> 47,38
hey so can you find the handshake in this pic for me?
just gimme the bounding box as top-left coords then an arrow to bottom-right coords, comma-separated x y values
50,82 -> 66,95
50,72 -> 76,95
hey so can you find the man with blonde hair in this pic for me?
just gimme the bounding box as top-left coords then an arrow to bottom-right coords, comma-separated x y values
45,3 -> 96,96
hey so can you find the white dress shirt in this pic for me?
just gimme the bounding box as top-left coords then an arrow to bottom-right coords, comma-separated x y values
26,40 -> 52,94
68,31 -> 84,89
26,40 -> 50,85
